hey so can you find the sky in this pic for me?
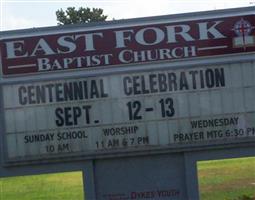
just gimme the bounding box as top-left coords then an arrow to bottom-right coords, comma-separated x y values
0,0 -> 255,31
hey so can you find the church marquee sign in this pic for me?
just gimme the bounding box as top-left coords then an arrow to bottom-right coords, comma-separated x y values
0,13 -> 254,76
0,7 -> 254,164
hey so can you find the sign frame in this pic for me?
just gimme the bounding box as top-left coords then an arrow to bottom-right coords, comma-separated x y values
1,59 -> 255,166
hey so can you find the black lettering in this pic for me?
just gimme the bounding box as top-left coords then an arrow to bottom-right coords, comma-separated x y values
141,76 -> 150,94
159,97 -> 175,118
189,70 -> 198,89
82,105 -> 92,124
133,76 -> 141,95
27,85 -> 36,104
100,79 -> 108,98
190,120 -> 198,128
123,76 -> 132,96
179,71 -> 189,90
205,69 -> 214,88
45,84 -> 55,102
35,85 -> 46,104
215,68 -> 225,87
90,80 -> 99,98
149,74 -> 158,93
65,107 -> 73,126
63,82 -> 74,101
18,86 -> 27,105
158,73 -> 167,92
24,135 -> 29,143
168,73 -> 177,91
73,107 -> 82,125
199,70 -> 205,88
55,83 -> 64,102
73,81 -> 83,100
127,101 -> 142,120
55,107 -> 64,126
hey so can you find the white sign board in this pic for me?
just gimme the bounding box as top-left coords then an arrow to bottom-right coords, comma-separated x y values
3,61 -> 255,162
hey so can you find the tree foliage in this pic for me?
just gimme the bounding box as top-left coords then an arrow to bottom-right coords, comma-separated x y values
56,7 -> 107,25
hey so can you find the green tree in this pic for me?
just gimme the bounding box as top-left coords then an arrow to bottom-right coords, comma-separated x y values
56,7 -> 107,25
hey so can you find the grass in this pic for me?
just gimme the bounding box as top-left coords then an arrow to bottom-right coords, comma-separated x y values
0,171 -> 84,200
198,157 -> 255,200
0,157 -> 254,200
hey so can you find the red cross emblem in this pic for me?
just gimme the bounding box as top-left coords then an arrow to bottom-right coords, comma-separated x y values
233,18 -> 254,36
233,18 -> 255,48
